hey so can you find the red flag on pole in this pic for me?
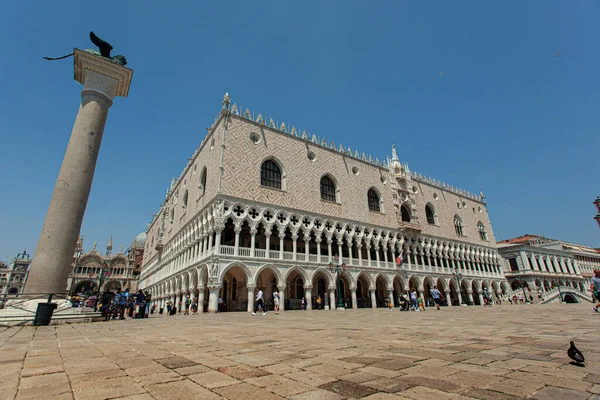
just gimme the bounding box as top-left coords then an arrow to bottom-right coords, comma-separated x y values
396,252 -> 405,267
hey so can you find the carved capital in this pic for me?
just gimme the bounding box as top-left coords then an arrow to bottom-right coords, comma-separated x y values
303,285 -> 313,290
207,283 -> 222,291
277,284 -> 287,290
246,284 -> 256,290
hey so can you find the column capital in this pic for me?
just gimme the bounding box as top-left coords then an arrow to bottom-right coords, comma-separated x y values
303,285 -> 313,290
277,284 -> 287,290
234,227 -> 242,234
328,286 -> 336,291
74,49 -> 133,99
246,284 -> 256,290
207,283 -> 222,290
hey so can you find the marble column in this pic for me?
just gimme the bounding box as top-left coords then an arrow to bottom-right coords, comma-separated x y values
265,232 -> 271,256
279,233 -> 285,260
478,290 -> 484,306
198,287 -> 205,313
292,235 -> 298,261
234,227 -> 241,255
278,285 -> 286,311
207,284 -> 221,313
467,290 -> 474,305
357,243 -> 363,266
329,287 -> 336,310
246,284 -> 255,313
25,50 -> 132,295
446,291 -> 452,307
304,285 -> 312,310
351,287 -> 358,309
250,229 -> 256,257
370,289 -> 377,309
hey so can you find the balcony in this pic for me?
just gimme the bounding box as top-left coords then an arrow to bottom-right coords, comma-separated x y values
397,221 -> 422,232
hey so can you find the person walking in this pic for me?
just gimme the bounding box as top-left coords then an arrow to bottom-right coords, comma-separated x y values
191,299 -> 198,315
166,300 -> 172,316
430,286 -> 442,310
119,288 -> 129,319
134,290 -> 145,319
144,290 -> 152,318
591,269 -> 600,312
316,295 -> 322,310
252,288 -> 266,316
184,297 -> 191,315
273,289 -> 280,315
409,289 -> 418,311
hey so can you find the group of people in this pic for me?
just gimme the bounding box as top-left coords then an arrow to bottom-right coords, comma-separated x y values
97,288 -> 152,321
396,287 -> 443,311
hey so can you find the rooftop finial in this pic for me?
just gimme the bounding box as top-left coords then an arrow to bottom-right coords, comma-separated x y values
106,236 -> 113,256
222,90 -> 231,110
391,144 -> 399,160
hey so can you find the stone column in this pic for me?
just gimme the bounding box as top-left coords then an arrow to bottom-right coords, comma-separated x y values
304,285 -> 312,310
477,290 -> 484,306
197,287 -> 205,313
250,229 -> 256,257
370,289 -> 377,309
329,287 -> 336,310
327,239 -> 333,263
207,233 -> 213,255
265,232 -> 271,256
214,228 -> 222,255
446,291 -> 452,307
292,234 -> 298,261
304,239 -> 310,261
25,50 -> 132,295
357,243 -> 363,266
234,227 -> 241,256
316,238 -> 322,260
279,233 -> 285,260
351,287 -> 358,309
375,246 -> 381,268
348,240 -> 354,266
246,284 -> 255,313
207,283 -> 221,313
366,245 -> 372,265
467,290 -> 474,305
278,285 -> 286,311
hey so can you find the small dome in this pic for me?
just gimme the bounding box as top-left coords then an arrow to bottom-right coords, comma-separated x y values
133,232 -> 147,249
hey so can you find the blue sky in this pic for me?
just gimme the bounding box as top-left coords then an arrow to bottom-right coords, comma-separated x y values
1,2 -> 599,261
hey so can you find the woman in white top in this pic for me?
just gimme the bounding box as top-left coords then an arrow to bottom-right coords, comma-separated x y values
273,290 -> 280,314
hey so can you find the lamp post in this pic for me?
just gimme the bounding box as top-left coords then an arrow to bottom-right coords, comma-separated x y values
452,269 -> 465,305
329,254 -> 346,309
594,196 -> 600,228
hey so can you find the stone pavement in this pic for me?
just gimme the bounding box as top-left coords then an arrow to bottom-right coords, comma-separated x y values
1,303 -> 599,400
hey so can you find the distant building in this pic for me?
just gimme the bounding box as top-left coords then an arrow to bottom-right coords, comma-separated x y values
0,250 -> 33,297
65,234 -> 145,295
497,234 -> 591,303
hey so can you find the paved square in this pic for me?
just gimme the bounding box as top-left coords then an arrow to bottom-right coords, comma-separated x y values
1,304 -> 598,399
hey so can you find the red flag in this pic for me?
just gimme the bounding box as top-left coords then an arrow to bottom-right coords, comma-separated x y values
396,252 -> 405,267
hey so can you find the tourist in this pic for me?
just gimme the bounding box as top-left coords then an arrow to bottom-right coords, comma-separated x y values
517,294 -> 523,304
512,295 -> 518,305
144,290 -> 152,318
218,296 -> 224,312
120,288 -> 129,319
191,299 -> 198,315
252,288 -> 266,316
430,286 -> 442,310
166,300 -> 172,316
101,291 -> 113,321
316,295 -> 322,310
399,293 -> 409,311
128,298 -> 135,318
273,289 -> 280,314
409,288 -> 418,311
302,297 -> 307,311
591,269 -> 600,312
387,296 -> 393,311
418,295 -> 426,312
135,290 -> 145,318
184,297 -> 191,315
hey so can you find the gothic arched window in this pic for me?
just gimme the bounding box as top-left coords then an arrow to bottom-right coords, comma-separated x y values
454,216 -> 464,236
477,222 -> 487,240
367,188 -> 380,212
182,190 -> 188,208
260,160 -> 282,189
400,204 -> 411,222
425,203 -> 436,225
320,175 -> 336,202
199,167 -> 207,195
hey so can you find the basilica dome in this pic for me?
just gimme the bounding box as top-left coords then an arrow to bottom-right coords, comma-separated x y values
133,232 -> 147,249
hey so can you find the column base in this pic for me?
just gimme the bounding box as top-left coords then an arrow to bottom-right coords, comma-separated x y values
337,307 -> 346,311
324,306 -> 330,310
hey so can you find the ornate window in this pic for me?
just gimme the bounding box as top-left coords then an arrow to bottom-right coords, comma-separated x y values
477,222 -> 487,240
260,160 -> 282,189
400,204 -> 411,222
454,215 -> 464,236
367,188 -> 380,212
170,208 -> 175,224
320,175 -> 336,202
199,167 -> 207,195
425,203 -> 436,225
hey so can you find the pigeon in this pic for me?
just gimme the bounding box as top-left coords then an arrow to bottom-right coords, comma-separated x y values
438,70 -> 444,78
568,341 -> 585,365
554,50 -> 561,58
